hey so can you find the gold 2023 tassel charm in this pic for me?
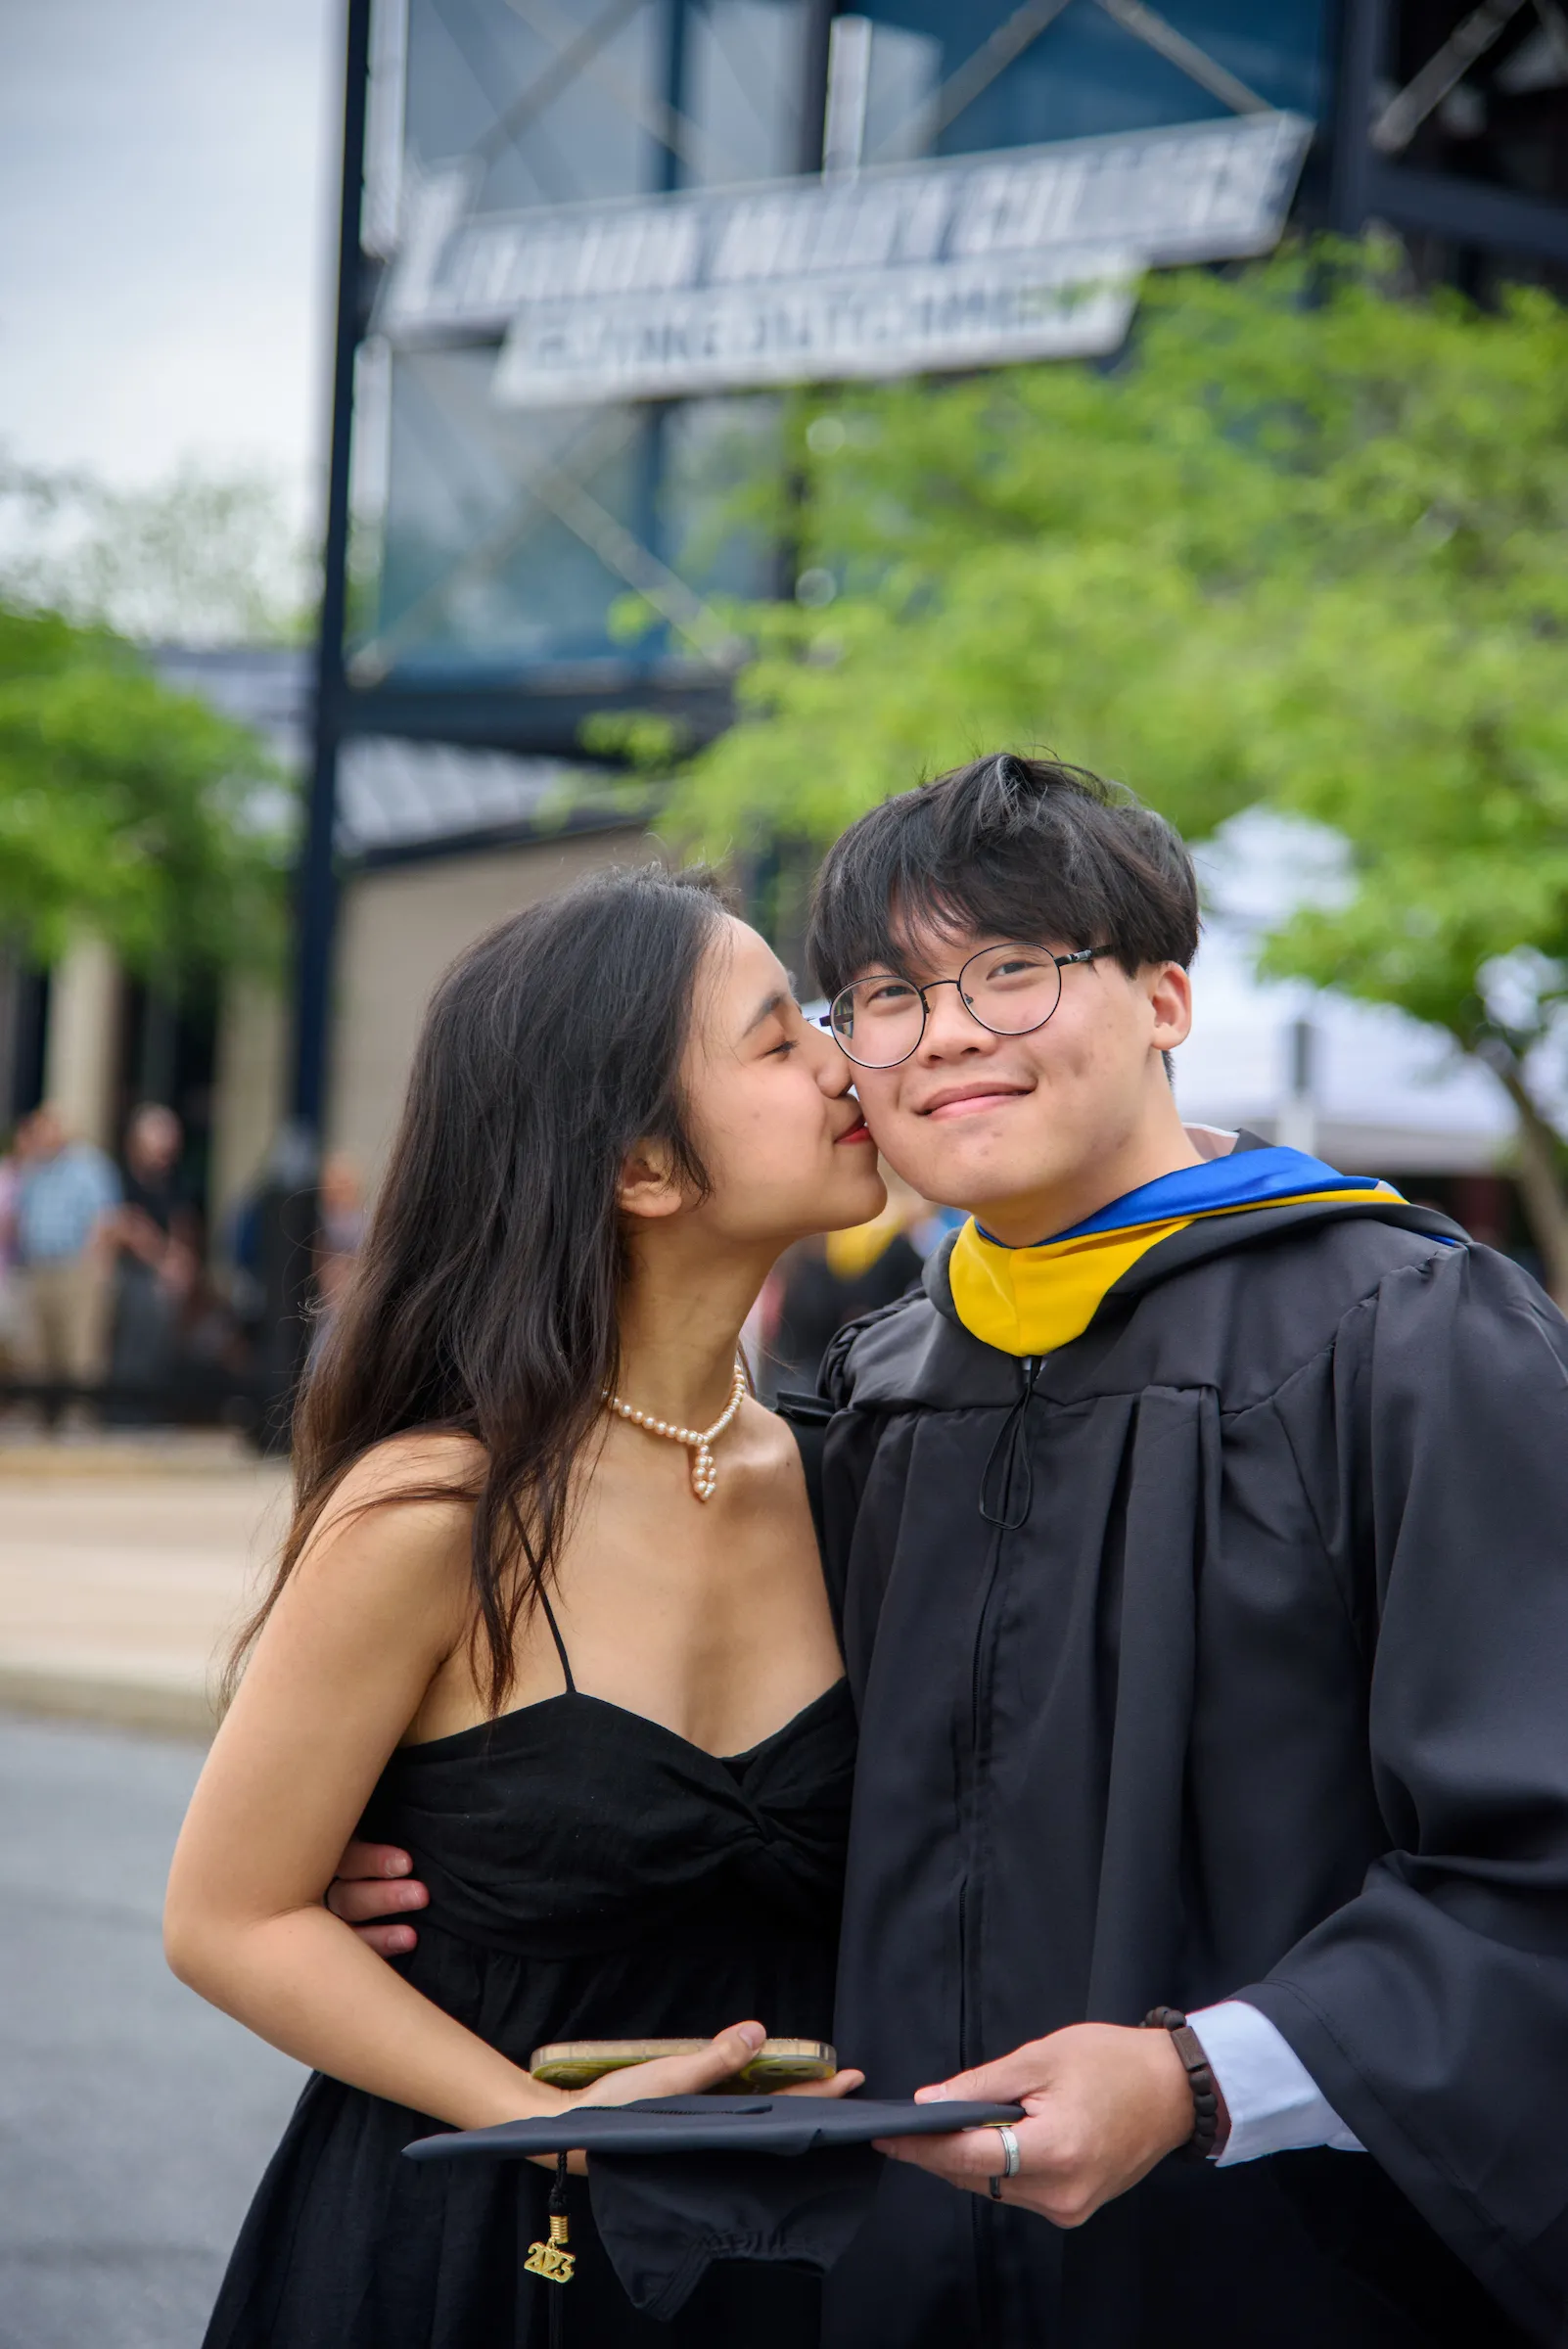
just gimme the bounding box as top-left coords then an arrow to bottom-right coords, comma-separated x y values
523,2215 -> 574,2284
525,2151 -> 576,2286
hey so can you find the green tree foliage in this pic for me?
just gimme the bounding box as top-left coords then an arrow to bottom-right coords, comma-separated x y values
647,246 -> 1568,1282
0,603 -> 286,977
0,458 -> 311,646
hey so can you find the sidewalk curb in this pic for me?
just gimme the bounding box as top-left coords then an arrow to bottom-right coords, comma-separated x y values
0,1662 -> 215,1741
0,1442 -> 270,1481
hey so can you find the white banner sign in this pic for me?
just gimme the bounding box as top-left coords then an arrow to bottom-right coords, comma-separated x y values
493,249 -> 1138,406
379,112 -> 1311,407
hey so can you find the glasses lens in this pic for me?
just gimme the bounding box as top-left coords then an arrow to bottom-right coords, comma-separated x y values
961,944 -> 1063,1035
831,976 -> 925,1067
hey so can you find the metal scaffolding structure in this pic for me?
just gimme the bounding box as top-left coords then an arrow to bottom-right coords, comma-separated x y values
289,0 -> 1568,1142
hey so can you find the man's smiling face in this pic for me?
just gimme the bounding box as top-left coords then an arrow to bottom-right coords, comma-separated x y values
844,920 -> 1196,1247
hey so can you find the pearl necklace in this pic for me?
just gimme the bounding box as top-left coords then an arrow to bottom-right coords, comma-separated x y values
605,1358 -> 748,1501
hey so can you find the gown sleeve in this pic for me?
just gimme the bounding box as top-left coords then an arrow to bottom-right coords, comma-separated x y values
1238,1239 -> 1568,2343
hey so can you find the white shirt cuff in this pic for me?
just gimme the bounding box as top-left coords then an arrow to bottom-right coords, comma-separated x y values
1187,1999 -> 1365,2164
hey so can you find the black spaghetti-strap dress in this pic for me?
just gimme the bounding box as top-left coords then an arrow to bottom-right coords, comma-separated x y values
202,1593 -> 855,2349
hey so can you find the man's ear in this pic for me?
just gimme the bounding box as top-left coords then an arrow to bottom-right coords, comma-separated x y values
1146,962 -> 1194,1052
618,1137 -> 686,1223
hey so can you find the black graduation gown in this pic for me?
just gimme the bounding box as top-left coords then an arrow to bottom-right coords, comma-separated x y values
815,1197 -> 1568,2349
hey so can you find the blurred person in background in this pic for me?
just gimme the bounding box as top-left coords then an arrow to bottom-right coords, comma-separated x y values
108,1102 -> 202,1419
0,1115 -> 36,1379
11,1101 -> 119,1425
312,1150 -> 366,1315
767,1170 -> 931,1397
229,1123 -> 328,1451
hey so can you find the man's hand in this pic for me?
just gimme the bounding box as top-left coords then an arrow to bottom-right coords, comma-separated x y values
326,1839 -> 430,1956
874,2024 -> 1193,2229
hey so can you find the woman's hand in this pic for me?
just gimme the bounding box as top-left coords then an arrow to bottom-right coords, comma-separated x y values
563,2031 -> 863,2111
531,2025 -> 864,2171
539,2021 -> 768,2172
560,2020 -> 771,2111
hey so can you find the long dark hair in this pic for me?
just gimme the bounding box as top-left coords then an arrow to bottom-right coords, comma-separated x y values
226,864 -> 729,1715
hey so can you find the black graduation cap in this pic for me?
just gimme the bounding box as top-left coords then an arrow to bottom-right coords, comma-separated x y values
406,2091 -> 1020,2163
405,2096 -> 1022,2320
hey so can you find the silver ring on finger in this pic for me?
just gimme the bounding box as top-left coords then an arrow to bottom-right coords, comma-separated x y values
988,2121 -> 1021,2197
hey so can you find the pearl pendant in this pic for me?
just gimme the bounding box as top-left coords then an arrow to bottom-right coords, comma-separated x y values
605,1359 -> 747,1500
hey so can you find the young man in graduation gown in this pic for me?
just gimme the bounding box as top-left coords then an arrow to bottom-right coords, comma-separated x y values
805,754 -> 1568,2349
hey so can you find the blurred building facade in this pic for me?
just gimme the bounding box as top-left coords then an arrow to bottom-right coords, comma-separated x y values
4,0 -> 1565,1261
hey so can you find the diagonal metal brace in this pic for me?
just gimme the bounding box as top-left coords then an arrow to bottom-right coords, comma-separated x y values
490,0 -> 732,181
1371,0 -> 1528,153
886,0 -> 1077,154
528,462 -> 743,668
1092,0 -> 1271,114
350,407 -> 736,681
480,0 -> 650,160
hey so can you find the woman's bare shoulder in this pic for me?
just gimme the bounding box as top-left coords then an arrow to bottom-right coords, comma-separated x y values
303,1431 -> 487,1571
333,1428 -> 486,1498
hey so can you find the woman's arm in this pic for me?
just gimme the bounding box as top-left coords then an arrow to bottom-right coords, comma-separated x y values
167,1450 -> 781,2129
165,1445 -> 567,2130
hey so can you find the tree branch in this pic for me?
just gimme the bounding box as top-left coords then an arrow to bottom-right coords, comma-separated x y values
1485,1051 -> 1568,1305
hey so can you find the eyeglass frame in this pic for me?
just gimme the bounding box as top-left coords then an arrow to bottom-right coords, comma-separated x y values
815,944 -> 1116,1070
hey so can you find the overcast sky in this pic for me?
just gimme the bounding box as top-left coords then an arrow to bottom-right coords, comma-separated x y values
0,0 -> 336,516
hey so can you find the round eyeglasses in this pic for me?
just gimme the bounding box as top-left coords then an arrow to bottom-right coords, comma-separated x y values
819,943 -> 1114,1070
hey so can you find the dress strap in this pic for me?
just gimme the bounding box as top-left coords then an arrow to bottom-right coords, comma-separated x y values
535,1583 -> 576,1695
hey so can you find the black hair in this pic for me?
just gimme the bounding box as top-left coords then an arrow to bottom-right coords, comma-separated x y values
807,753 -> 1199,997
226,863 -> 730,1717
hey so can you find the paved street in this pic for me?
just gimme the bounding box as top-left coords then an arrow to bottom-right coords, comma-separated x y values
0,1440 -> 291,1734
0,1709 -> 303,2349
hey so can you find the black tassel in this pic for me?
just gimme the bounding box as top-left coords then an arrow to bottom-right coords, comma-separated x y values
523,2151 -> 574,2345
548,2153 -> 569,2349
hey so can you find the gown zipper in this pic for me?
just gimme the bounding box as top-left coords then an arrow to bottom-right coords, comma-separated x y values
962,1354 -> 1039,2056
963,1355 -> 1040,2330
